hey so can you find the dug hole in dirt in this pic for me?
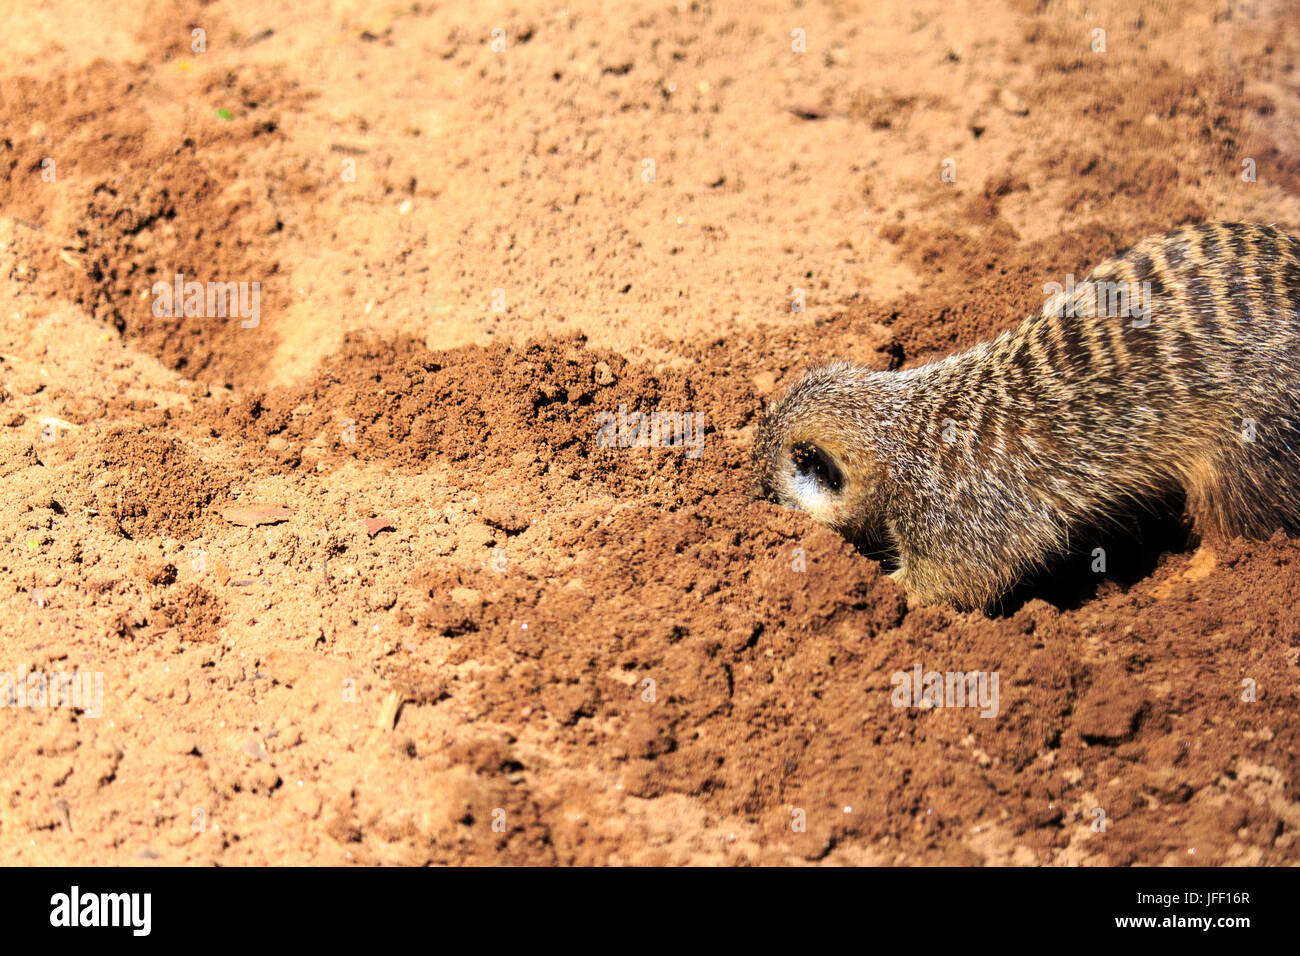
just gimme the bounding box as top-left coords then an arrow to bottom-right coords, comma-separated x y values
1,0 -> 1298,865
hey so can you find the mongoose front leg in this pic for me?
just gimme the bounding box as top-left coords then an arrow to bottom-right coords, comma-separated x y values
891,547 -> 1003,611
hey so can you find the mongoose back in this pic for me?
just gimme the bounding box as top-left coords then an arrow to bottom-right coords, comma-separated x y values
752,222 -> 1300,609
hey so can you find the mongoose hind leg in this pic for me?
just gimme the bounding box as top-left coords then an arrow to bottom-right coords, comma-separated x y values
1184,421 -> 1300,541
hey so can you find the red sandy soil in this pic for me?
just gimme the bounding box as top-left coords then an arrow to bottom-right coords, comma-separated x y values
2,0 -> 1299,865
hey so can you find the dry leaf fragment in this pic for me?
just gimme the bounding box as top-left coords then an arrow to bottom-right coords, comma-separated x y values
221,505 -> 292,527
359,517 -> 394,537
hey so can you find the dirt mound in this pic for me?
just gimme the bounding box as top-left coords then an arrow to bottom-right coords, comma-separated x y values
204,333 -> 758,497
0,59 -> 304,385
67,426 -> 232,540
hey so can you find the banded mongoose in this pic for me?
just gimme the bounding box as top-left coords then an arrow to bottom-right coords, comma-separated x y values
751,222 -> 1300,609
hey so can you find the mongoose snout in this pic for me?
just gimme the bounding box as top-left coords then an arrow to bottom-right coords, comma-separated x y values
752,222 -> 1300,610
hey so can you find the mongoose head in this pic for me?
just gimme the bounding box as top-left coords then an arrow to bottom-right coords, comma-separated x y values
750,362 -> 888,542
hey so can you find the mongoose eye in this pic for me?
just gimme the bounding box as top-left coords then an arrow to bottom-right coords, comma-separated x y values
790,442 -> 843,493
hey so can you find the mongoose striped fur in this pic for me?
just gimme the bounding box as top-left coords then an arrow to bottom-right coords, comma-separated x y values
752,222 -> 1300,609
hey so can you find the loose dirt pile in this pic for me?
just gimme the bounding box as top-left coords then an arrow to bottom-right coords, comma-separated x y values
1,0 -> 1298,864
